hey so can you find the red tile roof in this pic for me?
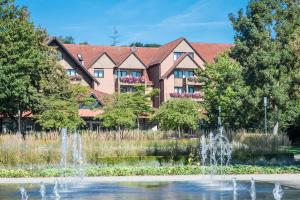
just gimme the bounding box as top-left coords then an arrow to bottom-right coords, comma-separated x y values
148,37 -> 185,66
62,38 -> 233,69
79,109 -> 104,118
191,42 -> 234,63
64,44 -> 158,68
90,89 -> 111,105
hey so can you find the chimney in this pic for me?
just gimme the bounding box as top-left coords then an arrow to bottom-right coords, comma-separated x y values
77,54 -> 84,66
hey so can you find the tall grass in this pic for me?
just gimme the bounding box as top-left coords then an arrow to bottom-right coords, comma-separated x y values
232,132 -> 291,153
0,131 -> 198,167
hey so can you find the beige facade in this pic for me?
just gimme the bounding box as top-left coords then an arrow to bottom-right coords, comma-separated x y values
89,54 -> 116,94
58,50 -> 91,87
119,54 -> 145,69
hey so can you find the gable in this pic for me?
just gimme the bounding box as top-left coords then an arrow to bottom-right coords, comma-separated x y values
119,54 -> 146,69
173,40 -> 194,53
91,53 -> 115,69
175,56 -> 199,69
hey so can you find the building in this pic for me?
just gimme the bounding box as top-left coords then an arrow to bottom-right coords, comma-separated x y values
0,37 -> 232,132
48,37 -> 232,106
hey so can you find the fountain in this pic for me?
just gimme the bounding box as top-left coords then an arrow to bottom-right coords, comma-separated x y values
200,127 -> 232,182
40,181 -> 46,199
232,177 -> 237,191
53,179 -> 60,199
19,187 -> 29,200
60,128 -> 68,169
72,130 -> 85,178
273,182 -> 284,200
250,177 -> 256,200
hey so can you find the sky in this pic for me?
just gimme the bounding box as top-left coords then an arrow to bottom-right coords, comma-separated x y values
16,0 -> 249,46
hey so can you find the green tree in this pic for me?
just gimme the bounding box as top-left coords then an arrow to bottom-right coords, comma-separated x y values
0,0 -> 71,133
197,53 -> 249,129
57,36 -> 75,44
129,42 -> 161,47
98,86 -> 159,131
36,85 -> 92,130
152,99 -> 205,135
229,0 -> 300,133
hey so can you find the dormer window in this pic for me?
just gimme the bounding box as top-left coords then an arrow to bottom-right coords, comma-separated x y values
67,69 -> 76,76
173,52 -> 194,61
188,52 -> 194,59
131,71 -> 142,77
174,70 -> 194,78
173,52 -> 184,61
94,69 -> 104,78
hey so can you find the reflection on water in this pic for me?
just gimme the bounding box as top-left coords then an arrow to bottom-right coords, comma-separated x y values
0,181 -> 299,200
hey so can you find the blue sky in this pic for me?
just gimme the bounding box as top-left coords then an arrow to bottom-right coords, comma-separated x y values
16,0 -> 248,45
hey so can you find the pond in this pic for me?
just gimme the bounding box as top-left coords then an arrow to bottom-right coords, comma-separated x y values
0,180 -> 299,200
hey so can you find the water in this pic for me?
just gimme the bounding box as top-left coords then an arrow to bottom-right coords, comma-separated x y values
250,178 -> 256,200
72,130 -> 85,178
39,182 -> 46,199
60,128 -> 68,169
53,179 -> 60,199
200,127 -> 232,180
273,182 -> 284,200
19,187 -> 28,200
2,181 -> 298,200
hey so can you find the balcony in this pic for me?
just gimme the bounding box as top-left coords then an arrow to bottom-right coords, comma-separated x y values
169,92 -> 203,102
185,77 -> 203,86
69,74 -> 82,81
116,76 -> 153,86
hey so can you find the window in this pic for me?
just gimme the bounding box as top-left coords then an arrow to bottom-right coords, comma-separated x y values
175,87 -> 183,94
174,70 -> 183,78
173,52 -> 185,61
121,86 -> 136,93
188,86 -> 195,94
118,70 -> 128,77
184,70 -> 194,77
188,52 -> 194,59
56,51 -> 63,61
67,69 -> 76,76
131,71 -> 142,77
94,69 -> 104,78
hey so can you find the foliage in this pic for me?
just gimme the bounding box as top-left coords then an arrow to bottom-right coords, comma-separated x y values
0,0 -> 72,131
152,99 -> 205,131
57,35 -> 75,44
232,132 -> 291,153
36,85 -> 95,129
0,131 -> 196,166
0,165 -> 300,177
98,87 -> 158,130
229,0 -> 300,132
197,53 -> 249,129
129,42 -> 161,47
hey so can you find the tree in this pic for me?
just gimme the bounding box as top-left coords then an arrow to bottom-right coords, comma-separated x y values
197,53 -> 249,129
97,86 -> 159,131
57,36 -> 75,44
0,0 -> 71,133
98,93 -> 137,131
129,42 -> 161,47
36,85 -> 92,130
152,99 -> 205,135
229,0 -> 300,133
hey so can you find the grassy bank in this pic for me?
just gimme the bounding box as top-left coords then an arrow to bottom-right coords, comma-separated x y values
0,165 -> 299,178
0,131 -> 198,166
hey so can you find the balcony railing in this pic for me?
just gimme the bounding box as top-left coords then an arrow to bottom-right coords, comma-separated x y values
169,92 -> 202,99
119,76 -> 145,84
185,76 -> 203,85
69,74 -> 82,81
